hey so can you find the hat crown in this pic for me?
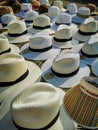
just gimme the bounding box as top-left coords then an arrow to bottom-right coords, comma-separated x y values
0,35 -> 10,53
33,14 -> 50,27
0,53 -> 27,82
52,50 -> 80,74
53,0 -> 63,9
67,3 -> 77,14
56,13 -> 71,24
25,10 -> 38,21
7,20 -> 27,34
21,3 -> 32,11
11,82 -> 60,129
80,20 -> 97,33
29,34 -> 52,49
1,14 -> 16,25
80,76 -> 98,98
55,25 -> 72,39
48,6 -> 60,16
78,7 -> 90,16
40,0 -> 49,5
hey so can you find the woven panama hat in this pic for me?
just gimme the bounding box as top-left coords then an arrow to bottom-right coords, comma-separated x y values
27,14 -> 55,35
53,13 -> 78,34
53,0 -> 66,12
73,20 -> 98,43
40,0 -> 50,5
41,50 -> 90,88
0,82 -> 76,130
0,53 -> 41,97
3,20 -> 30,44
21,3 -> 32,12
52,25 -> 73,49
91,58 -> 98,76
64,76 -> 98,129
80,42 -> 98,65
24,10 -> 38,26
21,33 -> 61,60
86,3 -> 97,16
1,14 -> 16,30
72,7 -> 94,24
66,3 -> 77,16
0,35 -> 19,54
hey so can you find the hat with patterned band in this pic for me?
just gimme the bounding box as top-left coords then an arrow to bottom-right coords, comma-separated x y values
80,42 -> 98,65
64,76 -> 98,129
0,82 -> 76,130
91,58 -> 98,77
0,35 -> 19,54
41,50 -> 90,88
73,20 -> 98,43
28,14 -> 55,35
72,7 -> 94,24
3,20 -> 30,44
21,33 -> 61,61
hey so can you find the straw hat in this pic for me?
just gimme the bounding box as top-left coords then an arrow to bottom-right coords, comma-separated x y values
30,0 -> 40,11
52,25 -> 73,49
0,53 -> 41,95
53,13 -> 78,34
1,14 -> 16,29
24,10 -> 38,26
0,82 -> 76,130
64,76 -> 98,129
72,7 -> 94,24
41,50 -> 90,88
27,14 -> 55,35
40,0 -> 50,6
53,0 -> 66,12
21,3 -> 32,12
73,20 -> 98,43
66,3 -> 77,15
38,4 -> 49,14
0,35 -> 19,54
3,20 -> 30,44
86,3 -> 97,16
21,33 -> 61,60
0,6 -> 14,16
91,58 -> 98,76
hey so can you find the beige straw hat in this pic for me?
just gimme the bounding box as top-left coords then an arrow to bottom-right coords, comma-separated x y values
64,76 -> 98,129
0,82 -> 76,130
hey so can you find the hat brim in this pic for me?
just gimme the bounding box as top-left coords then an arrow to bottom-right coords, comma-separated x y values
41,59 -> 90,88
21,43 -> 61,60
3,32 -> 30,44
10,44 -> 20,53
0,88 -> 76,130
63,84 -> 98,129
0,61 -> 42,101
15,11 -> 25,19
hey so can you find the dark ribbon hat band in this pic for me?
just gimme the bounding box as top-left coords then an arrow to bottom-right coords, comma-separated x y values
0,69 -> 29,87
25,20 -> 33,23
54,37 -> 72,42
0,48 -> 11,55
78,29 -> 97,35
55,22 -> 71,26
81,49 -> 98,58
8,30 -> 27,37
51,67 -> 79,77
33,25 -> 50,30
13,110 -> 60,130
29,45 -> 52,52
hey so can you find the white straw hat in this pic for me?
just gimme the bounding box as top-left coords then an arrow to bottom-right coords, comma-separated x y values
41,50 -> 90,88
66,3 -> 77,15
40,0 -> 50,5
53,0 -> 66,12
28,14 -> 55,35
21,3 -> 32,12
24,10 -> 38,26
64,76 -> 98,129
53,13 -> 78,34
21,33 -> 61,60
52,25 -> 73,48
0,82 -> 76,130
73,20 -> 98,42
3,20 -> 30,44
0,35 -> 19,54
1,14 -> 16,29
72,7 -> 94,24
91,58 -> 98,76
0,53 -> 41,96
